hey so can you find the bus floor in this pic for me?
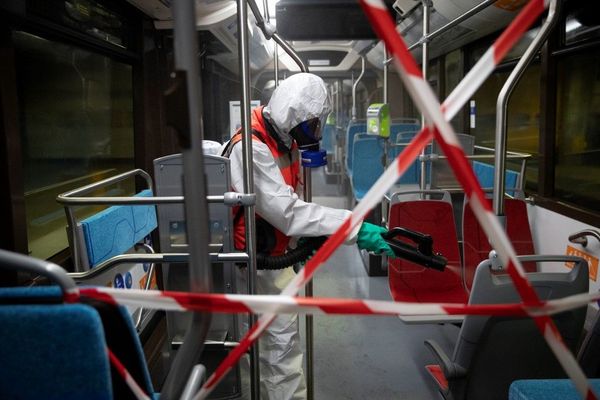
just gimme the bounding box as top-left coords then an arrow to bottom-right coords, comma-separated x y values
237,169 -> 459,399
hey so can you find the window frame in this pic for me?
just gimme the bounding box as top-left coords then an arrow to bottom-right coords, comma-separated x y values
0,0 -> 145,266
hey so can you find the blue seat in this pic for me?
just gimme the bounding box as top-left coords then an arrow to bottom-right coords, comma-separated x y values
321,124 -> 336,154
387,139 -> 430,185
0,285 -> 154,400
344,122 -> 367,175
509,379 -> 600,399
472,161 -> 520,196
351,137 -> 384,200
390,123 -> 420,144
80,189 -> 157,268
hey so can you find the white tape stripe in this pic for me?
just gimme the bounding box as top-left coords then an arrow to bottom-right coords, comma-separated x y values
96,288 -> 187,311
410,77 -> 460,147
363,0 -> 387,10
126,374 -> 151,400
544,326 -> 592,398
442,48 -> 495,121
364,300 -> 446,315
85,288 -> 600,317
250,315 -> 276,341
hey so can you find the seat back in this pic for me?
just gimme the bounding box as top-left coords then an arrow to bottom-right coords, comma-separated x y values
387,191 -> 466,303
351,137 -> 384,200
389,121 -> 420,144
451,256 -> 588,400
344,122 -> 366,174
430,133 -> 475,190
462,198 -> 536,291
386,131 -> 423,185
0,286 -> 154,400
472,161 -> 522,196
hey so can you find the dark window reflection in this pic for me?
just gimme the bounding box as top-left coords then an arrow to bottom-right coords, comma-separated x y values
15,31 -> 134,259
470,65 -> 540,192
555,52 -> 600,210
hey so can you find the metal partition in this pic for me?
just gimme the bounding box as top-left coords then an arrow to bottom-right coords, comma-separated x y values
154,153 -> 241,400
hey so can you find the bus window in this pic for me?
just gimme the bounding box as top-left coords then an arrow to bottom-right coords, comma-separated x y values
555,51 -> 600,211
14,31 -> 134,260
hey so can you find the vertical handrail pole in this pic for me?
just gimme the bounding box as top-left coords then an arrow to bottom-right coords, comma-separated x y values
304,165 -> 315,400
274,44 -> 280,86
383,44 -> 389,104
161,1 -> 213,399
245,2 -> 313,394
237,1 -> 260,399
352,56 -> 366,121
419,0 -> 430,192
493,0 -> 559,215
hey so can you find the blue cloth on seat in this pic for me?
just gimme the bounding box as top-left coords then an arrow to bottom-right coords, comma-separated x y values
509,379 -> 600,399
352,137 -> 384,200
0,299 -> 112,400
0,285 -> 62,302
81,189 -> 157,267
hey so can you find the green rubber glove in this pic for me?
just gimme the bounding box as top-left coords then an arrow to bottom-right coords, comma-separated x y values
356,222 -> 395,257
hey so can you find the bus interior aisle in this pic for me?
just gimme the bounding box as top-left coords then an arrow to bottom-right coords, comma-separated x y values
307,168 -> 457,399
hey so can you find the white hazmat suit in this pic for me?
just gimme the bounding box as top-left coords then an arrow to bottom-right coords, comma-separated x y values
224,73 -> 359,399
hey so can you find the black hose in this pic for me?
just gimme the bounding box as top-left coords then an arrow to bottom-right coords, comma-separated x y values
257,236 -> 328,270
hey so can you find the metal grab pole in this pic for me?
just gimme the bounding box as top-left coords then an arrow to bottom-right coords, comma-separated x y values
161,1 -> 213,399
419,1 -> 430,192
261,0 -> 279,86
352,56 -> 366,121
383,45 -> 389,104
303,168 -> 315,400
237,1 -> 260,399
272,33 -> 307,72
245,1 -> 313,395
493,0 -> 559,215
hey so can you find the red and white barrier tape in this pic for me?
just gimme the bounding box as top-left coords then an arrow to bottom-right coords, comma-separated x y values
361,1 -> 595,399
80,287 -> 599,320
194,2 -> 556,398
108,349 -> 151,400
63,291 -> 150,400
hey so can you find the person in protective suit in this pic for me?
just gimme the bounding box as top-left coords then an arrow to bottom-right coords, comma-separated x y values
222,73 -> 393,400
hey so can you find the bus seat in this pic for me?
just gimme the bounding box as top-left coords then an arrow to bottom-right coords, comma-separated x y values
387,133 -> 423,185
344,122 -> 366,175
387,190 -> 467,304
351,137 -> 384,201
509,379 -> 600,399
0,285 -> 156,400
462,198 -> 536,291
79,189 -> 157,268
389,121 -> 419,144
431,134 -> 474,190
472,161 -> 521,195
425,255 -> 588,400
0,286 -> 153,400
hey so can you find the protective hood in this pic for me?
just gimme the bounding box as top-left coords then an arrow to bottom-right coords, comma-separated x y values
263,73 -> 332,149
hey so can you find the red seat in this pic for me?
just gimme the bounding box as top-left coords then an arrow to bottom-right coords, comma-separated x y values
462,198 -> 536,291
388,198 -> 467,304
